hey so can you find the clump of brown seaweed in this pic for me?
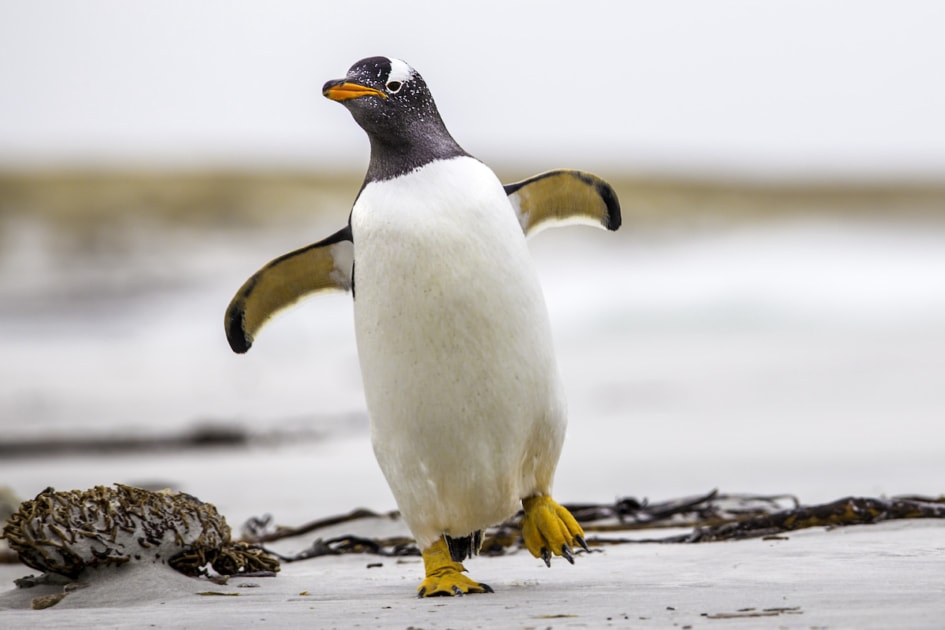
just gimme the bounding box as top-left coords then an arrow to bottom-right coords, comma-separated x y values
241,490 -> 945,562
1,484 -> 278,579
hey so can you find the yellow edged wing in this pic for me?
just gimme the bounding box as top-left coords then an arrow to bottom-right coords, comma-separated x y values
225,227 -> 353,353
504,170 -> 621,237
226,171 -> 619,353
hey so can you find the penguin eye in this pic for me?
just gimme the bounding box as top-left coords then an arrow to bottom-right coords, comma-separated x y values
386,81 -> 403,94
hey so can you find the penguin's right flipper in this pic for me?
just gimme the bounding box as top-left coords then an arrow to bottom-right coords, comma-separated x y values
225,226 -> 353,354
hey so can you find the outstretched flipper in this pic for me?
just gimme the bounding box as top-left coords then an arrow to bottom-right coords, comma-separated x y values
521,495 -> 589,567
225,226 -> 353,353
225,171 -> 617,353
504,170 -> 621,237
417,537 -> 494,597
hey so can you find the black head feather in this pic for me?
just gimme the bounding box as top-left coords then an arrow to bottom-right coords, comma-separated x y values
323,56 -> 468,182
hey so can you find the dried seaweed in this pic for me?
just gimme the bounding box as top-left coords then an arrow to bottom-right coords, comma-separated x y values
1,485 -> 279,578
9,489 -> 939,571
646,495 -> 945,543
262,535 -> 421,563
242,508 -> 397,544
243,491 -> 945,562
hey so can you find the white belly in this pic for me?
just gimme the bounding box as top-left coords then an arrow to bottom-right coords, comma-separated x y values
350,157 -> 567,548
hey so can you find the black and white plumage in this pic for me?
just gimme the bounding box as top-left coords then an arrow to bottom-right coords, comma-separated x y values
225,56 -> 620,595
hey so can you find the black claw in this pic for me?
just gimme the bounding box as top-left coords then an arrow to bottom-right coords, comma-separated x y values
451,585 -> 464,597
417,587 -> 427,598
479,582 -> 495,594
575,534 -> 589,552
561,544 -> 575,564
540,547 -> 552,568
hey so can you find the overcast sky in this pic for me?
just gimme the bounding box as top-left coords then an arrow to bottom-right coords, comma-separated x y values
1,0 -> 944,178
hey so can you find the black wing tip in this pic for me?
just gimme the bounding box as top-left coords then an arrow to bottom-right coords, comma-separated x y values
225,304 -> 253,354
574,171 -> 621,231
504,169 -> 621,231
596,180 -> 622,231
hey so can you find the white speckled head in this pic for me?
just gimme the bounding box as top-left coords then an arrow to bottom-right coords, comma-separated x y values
386,58 -> 414,85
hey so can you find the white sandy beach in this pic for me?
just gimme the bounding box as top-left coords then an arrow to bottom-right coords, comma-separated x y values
2,518 -> 943,628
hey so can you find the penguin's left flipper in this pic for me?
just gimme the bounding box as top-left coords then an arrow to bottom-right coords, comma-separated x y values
225,226 -> 353,354
504,170 -> 621,237
520,495 -> 589,567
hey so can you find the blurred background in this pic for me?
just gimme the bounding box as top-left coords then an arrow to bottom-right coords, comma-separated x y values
1,0 -> 943,525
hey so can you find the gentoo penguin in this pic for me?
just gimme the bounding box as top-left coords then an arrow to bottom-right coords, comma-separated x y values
225,56 -> 620,597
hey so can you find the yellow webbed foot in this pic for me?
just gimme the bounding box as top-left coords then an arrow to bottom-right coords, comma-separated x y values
417,537 -> 494,597
521,495 -> 589,567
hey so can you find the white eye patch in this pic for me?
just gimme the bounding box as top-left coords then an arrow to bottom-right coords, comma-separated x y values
386,58 -> 414,86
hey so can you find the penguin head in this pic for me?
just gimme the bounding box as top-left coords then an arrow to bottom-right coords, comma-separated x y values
322,57 -> 435,135
322,57 -> 466,180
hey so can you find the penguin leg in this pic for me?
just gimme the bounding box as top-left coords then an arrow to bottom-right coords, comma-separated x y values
417,537 -> 494,597
520,495 -> 589,567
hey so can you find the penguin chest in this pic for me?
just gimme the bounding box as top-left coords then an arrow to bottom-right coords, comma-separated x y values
351,158 -> 559,412
349,158 -> 566,541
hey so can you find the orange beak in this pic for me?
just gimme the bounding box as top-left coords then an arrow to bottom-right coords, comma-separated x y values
323,80 -> 388,102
